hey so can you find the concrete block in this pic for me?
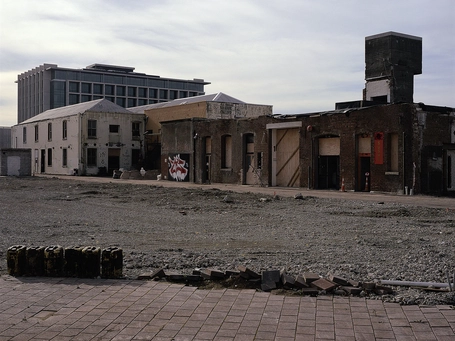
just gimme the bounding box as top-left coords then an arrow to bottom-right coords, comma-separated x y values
101,247 -> 123,279
329,274 -> 350,286
64,246 -> 83,277
238,265 -> 260,279
341,286 -> 363,295
26,246 -> 44,276
200,268 -> 225,280
7,245 -> 27,276
261,270 -> 281,292
301,287 -> 319,295
80,246 -> 101,278
310,278 -> 337,292
281,273 -> 296,288
295,275 -> 310,288
225,270 -> 240,277
303,272 -> 320,283
44,245 -> 64,277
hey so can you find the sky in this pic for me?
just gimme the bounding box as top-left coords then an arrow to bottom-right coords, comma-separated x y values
0,0 -> 454,127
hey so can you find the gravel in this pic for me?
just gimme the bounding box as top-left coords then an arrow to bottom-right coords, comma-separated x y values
1,176 -> 454,306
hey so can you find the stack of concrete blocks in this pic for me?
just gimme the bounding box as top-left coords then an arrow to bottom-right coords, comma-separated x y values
7,245 -> 123,279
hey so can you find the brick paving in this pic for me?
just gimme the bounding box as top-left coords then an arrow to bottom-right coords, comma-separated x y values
1,276 -> 454,340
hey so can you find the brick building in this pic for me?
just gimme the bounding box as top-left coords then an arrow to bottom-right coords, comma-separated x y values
159,32 -> 455,196
161,103 -> 454,195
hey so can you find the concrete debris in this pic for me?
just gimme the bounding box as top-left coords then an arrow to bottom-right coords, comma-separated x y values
294,193 -> 304,200
223,195 -> 234,203
136,265 -> 403,298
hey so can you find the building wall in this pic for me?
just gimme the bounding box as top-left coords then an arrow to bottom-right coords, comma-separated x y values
11,111 -> 144,176
0,127 -> 12,149
0,149 -> 32,176
17,64 -> 209,123
206,103 -> 272,119
161,116 -> 272,184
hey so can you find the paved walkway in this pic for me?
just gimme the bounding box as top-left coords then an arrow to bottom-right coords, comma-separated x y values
1,276 -> 454,341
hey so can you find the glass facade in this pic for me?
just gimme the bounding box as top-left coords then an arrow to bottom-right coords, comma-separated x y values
17,64 -> 209,122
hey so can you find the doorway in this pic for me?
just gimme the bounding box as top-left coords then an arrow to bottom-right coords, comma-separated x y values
318,156 -> 340,189
40,149 -> 45,173
358,155 -> 371,191
244,134 -> 256,185
108,148 -> 120,174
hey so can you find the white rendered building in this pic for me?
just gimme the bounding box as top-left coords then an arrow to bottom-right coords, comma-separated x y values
11,99 -> 145,176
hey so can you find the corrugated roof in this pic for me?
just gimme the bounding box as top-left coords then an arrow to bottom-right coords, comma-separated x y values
18,99 -> 138,125
128,92 -> 245,113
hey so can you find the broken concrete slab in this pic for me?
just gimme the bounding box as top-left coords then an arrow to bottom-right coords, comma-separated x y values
295,275 -> 310,288
329,274 -> 350,286
341,286 -> 363,295
281,273 -> 296,289
238,265 -> 260,279
311,278 -> 337,292
303,272 -> 320,283
200,268 -> 225,280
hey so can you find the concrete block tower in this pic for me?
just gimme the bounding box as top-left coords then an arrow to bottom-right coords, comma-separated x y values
364,32 -> 422,104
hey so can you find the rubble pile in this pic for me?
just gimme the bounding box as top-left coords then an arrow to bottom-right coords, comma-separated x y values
138,265 -> 396,298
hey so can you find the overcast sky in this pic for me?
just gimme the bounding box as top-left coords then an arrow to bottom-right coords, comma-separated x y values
0,0 -> 454,127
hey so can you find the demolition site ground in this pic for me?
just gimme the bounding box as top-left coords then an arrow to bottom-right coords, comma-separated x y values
0,176 -> 454,306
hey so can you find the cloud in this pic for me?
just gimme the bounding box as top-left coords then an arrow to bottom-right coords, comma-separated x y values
0,0 -> 453,127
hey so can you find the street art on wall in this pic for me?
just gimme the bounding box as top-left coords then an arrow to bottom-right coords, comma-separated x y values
168,153 -> 189,181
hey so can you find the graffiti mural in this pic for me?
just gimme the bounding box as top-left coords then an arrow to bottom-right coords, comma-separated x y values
168,154 -> 189,181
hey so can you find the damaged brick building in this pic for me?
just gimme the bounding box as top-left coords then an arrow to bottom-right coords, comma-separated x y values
160,32 -> 455,196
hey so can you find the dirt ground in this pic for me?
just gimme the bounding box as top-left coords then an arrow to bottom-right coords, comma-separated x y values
1,175 -> 454,305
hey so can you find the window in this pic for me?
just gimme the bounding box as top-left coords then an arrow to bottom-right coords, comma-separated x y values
128,87 -> 136,97
81,95 -> 91,102
87,148 -> 97,166
116,98 -> 126,107
69,94 -> 79,105
62,148 -> 67,167
47,148 -> 52,166
388,133 -> 399,172
34,125 -> 39,142
149,89 -> 157,98
116,86 -> 126,96
62,121 -> 67,140
105,85 -> 114,95
138,88 -> 147,98
69,82 -> 79,92
81,83 -> 91,94
23,127 -> 27,144
109,125 -> 119,133
159,89 -> 168,100
88,120 -> 97,138
47,123 -> 52,141
132,122 -> 140,138
221,135 -> 232,168
170,90 -> 178,100
93,84 -> 103,95
127,98 -> 136,107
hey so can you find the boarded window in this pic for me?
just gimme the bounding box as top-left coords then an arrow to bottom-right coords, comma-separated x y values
388,133 -> 399,172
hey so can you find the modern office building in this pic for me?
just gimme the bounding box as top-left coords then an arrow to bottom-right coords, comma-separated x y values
16,63 -> 210,123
